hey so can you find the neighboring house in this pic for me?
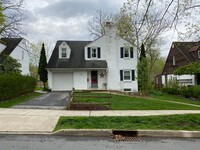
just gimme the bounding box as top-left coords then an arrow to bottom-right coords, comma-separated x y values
47,23 -> 138,91
155,41 -> 200,86
0,38 -> 30,75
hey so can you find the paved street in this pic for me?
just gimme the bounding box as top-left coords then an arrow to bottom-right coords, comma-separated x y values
0,135 -> 199,150
13,92 -> 69,110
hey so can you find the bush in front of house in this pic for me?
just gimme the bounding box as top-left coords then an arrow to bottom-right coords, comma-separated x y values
162,79 -> 180,95
191,85 -> 200,99
0,74 -> 37,101
163,83 -> 200,100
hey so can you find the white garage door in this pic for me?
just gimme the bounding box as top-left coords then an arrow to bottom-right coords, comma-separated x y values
52,72 -> 73,91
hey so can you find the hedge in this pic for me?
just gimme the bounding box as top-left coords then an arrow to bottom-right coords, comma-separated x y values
162,83 -> 200,100
0,74 -> 37,101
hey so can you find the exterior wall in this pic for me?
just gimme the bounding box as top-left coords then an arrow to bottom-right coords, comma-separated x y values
48,71 -> 53,89
73,71 -> 87,89
85,26 -> 138,92
161,74 -> 195,86
10,40 -> 30,75
0,43 -> 6,53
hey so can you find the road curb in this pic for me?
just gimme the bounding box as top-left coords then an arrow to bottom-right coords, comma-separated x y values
53,129 -> 112,137
0,131 -> 52,135
53,129 -> 200,138
137,130 -> 200,138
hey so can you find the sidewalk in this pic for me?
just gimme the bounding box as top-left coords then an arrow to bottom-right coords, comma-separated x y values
0,108 -> 200,133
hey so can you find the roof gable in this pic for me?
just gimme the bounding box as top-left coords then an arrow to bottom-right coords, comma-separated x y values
0,38 -> 23,63
162,41 -> 200,75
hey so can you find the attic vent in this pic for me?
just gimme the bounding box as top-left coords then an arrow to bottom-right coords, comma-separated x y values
172,44 -> 174,48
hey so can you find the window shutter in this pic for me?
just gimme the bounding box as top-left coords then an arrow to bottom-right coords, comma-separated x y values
120,70 -> 123,81
88,47 -> 91,58
130,47 -> 134,58
120,47 -> 124,58
132,70 -> 135,81
97,47 -> 101,58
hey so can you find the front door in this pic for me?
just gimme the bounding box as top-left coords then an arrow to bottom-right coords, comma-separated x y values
91,71 -> 98,88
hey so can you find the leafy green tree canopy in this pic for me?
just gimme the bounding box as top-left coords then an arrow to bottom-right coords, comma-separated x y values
1,56 -> 21,74
174,62 -> 200,75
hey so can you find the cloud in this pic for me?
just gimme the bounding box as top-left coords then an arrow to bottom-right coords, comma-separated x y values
38,0 -> 122,19
24,0 -> 126,43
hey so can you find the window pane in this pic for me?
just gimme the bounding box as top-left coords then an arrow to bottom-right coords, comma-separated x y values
124,48 -> 129,57
62,48 -> 67,57
92,48 -> 97,58
124,71 -> 131,80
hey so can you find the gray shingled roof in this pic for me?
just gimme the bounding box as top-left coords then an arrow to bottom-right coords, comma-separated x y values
47,41 -> 108,69
0,38 -> 23,64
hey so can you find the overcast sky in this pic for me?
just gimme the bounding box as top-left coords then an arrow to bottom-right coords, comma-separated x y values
24,0 -> 177,57
24,0 -> 125,40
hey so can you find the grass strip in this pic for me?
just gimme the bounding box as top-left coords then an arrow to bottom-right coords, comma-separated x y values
54,114 -> 200,131
0,92 -> 42,108
73,92 -> 200,110
151,93 -> 200,106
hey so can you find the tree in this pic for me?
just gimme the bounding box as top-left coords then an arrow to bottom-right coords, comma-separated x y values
0,0 -> 26,37
0,3 -> 4,25
1,56 -> 21,74
88,10 -> 115,39
28,40 -> 52,67
38,44 -> 48,89
137,43 -> 151,95
140,43 -> 146,61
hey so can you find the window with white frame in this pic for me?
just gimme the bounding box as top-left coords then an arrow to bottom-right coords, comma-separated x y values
198,50 -> 200,58
124,47 -> 130,58
61,48 -> 67,58
91,48 -> 97,58
123,70 -> 131,81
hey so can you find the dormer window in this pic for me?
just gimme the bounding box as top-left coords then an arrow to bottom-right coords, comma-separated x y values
61,48 -> 67,58
198,50 -> 200,58
59,42 -> 71,59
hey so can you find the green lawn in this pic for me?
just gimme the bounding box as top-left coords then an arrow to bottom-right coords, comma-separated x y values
73,92 -> 200,110
0,92 -> 42,108
54,114 -> 200,131
151,92 -> 200,106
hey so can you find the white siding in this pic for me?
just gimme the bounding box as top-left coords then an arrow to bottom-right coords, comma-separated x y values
162,74 -> 195,86
0,43 -> 6,53
73,71 -> 87,89
84,26 -> 138,92
10,40 -> 30,75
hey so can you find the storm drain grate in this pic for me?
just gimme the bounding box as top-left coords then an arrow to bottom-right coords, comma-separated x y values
113,135 -> 142,142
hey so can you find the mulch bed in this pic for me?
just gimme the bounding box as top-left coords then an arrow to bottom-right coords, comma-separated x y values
70,103 -> 110,110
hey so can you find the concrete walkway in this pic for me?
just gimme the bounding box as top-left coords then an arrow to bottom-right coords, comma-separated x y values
0,108 -> 200,133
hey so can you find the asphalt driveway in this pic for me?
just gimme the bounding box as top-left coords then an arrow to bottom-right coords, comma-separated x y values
13,92 -> 70,110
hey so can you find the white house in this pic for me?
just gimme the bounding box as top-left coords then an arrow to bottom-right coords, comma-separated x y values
47,23 -> 138,92
0,38 -> 30,75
